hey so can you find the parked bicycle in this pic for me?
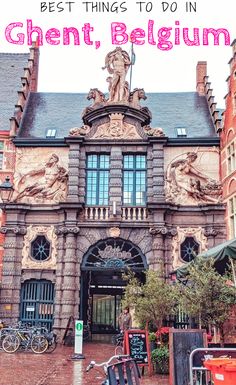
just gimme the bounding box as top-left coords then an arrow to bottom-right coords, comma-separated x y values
1,324 -> 49,354
111,332 -> 124,355
39,326 -> 57,353
86,354 -> 141,385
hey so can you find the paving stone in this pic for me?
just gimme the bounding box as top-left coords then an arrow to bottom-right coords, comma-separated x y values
0,342 -> 169,385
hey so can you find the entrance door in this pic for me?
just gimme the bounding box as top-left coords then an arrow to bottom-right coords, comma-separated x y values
92,292 -> 122,334
20,279 -> 54,330
80,238 -> 147,335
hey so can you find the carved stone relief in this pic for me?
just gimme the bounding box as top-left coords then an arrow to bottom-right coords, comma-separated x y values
69,125 -> 91,137
22,226 -> 57,269
109,227 -> 121,238
92,113 -> 141,139
171,226 -> 208,270
13,149 -> 69,204
144,126 -> 165,137
165,150 -> 222,205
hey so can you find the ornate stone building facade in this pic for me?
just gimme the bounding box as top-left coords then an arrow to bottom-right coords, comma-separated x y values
0,47 -> 226,335
221,40 -> 236,239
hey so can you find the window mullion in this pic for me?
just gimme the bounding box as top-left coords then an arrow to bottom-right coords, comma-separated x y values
97,169 -> 100,206
133,157 -> 137,206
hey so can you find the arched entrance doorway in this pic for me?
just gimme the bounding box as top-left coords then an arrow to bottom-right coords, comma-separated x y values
80,238 -> 147,335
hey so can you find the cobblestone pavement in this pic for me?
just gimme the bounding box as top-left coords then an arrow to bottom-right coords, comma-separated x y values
0,342 -> 169,385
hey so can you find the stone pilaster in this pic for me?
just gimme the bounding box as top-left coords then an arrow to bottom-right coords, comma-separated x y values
152,142 -> 165,202
0,227 -> 25,323
78,147 -> 86,204
67,143 -> 81,202
61,232 -> 77,328
147,147 -> 153,201
109,146 -> 123,216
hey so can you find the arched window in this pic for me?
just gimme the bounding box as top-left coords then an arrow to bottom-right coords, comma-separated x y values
180,237 -> 199,263
31,235 -> 50,261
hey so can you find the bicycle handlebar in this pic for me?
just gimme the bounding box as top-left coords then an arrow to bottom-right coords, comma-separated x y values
86,354 -> 130,372
86,361 -> 96,372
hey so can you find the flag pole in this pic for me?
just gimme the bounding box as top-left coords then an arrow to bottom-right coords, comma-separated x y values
129,42 -> 134,91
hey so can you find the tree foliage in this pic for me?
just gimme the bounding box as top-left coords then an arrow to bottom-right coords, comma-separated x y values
177,257 -> 236,340
122,270 -> 177,330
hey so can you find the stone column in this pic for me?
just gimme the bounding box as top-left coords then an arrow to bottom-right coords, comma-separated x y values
67,141 -> 82,202
149,227 -> 166,274
61,230 -> 78,329
109,146 -> 123,217
0,226 -> 25,324
53,231 -> 65,334
74,237 -> 84,321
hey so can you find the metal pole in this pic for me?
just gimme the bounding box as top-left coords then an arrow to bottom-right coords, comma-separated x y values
129,43 -> 134,91
229,257 -> 236,287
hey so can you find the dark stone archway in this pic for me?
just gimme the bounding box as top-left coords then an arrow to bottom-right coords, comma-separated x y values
80,238 -> 147,334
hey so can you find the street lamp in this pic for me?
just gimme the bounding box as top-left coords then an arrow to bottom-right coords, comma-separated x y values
0,176 -> 14,203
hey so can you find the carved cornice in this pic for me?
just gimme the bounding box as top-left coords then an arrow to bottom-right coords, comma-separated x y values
56,226 -> 80,235
149,227 -> 177,236
0,226 -> 27,235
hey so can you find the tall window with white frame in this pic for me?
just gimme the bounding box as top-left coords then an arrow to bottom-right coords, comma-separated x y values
123,154 -> 146,206
227,142 -> 236,175
86,154 -> 110,206
229,196 -> 236,239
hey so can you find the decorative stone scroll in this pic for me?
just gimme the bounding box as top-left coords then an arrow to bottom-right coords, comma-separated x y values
22,225 -> 57,270
56,226 -> 80,235
92,113 -> 141,139
0,226 -> 27,235
171,226 -> 208,270
149,227 -> 177,236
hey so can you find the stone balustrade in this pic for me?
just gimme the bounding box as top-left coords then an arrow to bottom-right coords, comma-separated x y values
84,206 -> 148,221
85,206 -> 110,220
122,206 -> 148,221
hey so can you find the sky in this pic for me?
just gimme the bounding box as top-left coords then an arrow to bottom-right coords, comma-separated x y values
1,0 -> 236,109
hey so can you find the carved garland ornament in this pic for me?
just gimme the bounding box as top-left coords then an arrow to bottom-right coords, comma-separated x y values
171,226 -> 208,270
22,226 -> 57,270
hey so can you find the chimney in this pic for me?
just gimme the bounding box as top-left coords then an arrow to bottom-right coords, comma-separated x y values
196,61 -> 207,95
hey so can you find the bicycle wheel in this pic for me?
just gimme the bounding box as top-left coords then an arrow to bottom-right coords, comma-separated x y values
31,335 -> 48,354
46,339 -> 57,353
2,334 -> 20,353
115,345 -> 124,355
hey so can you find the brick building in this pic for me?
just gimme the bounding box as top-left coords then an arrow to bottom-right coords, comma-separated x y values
220,40 -> 236,239
0,46 -> 39,280
0,47 -> 226,336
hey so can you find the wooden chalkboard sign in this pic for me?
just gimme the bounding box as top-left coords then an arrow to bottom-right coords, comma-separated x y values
124,329 -> 151,369
169,328 -> 207,385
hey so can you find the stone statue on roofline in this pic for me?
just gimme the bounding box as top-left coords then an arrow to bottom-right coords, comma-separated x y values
102,47 -> 131,103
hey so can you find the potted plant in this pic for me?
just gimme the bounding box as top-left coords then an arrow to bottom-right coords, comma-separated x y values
151,345 -> 169,374
148,332 -> 157,351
